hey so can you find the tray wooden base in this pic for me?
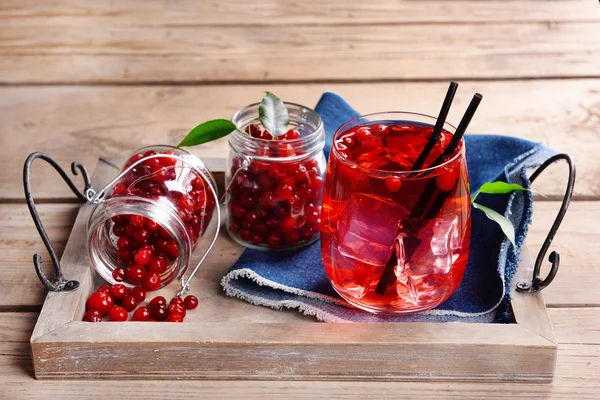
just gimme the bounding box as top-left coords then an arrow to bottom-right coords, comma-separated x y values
30,158 -> 556,382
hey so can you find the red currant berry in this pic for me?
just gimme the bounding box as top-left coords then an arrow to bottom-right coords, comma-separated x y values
155,238 -> 169,253
108,306 -> 128,322
117,236 -> 132,250
134,248 -> 152,265
184,295 -> 199,310
146,219 -> 160,233
125,224 -> 137,238
112,268 -> 125,282
133,228 -> 149,245
285,232 -> 301,246
251,234 -> 263,245
86,292 -> 114,317
274,184 -> 293,201
385,176 -> 402,193
160,150 -> 178,167
130,215 -> 146,228
149,296 -> 167,309
83,310 -> 102,322
166,314 -> 184,322
149,304 -> 168,321
121,294 -> 138,312
117,249 -> 133,263
112,223 -> 127,237
436,171 -> 457,192
132,306 -> 151,321
239,229 -> 252,242
97,285 -> 111,295
131,286 -> 146,302
169,297 -> 184,307
109,284 -> 128,302
285,129 -> 301,140
166,240 -> 179,258
125,265 -> 147,285
266,233 -> 282,248
142,272 -> 161,291
168,303 -> 187,318
147,256 -> 167,274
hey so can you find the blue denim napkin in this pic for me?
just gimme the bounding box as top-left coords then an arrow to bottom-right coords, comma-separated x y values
221,92 -> 557,323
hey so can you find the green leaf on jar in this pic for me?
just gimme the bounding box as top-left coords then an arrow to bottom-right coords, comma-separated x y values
472,202 -> 517,252
258,92 -> 290,138
177,119 -> 238,147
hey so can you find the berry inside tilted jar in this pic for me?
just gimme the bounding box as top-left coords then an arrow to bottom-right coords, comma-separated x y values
226,102 -> 326,251
87,146 -> 217,290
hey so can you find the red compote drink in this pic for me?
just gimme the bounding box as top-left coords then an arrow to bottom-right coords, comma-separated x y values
226,102 -> 326,250
320,113 -> 471,313
87,146 -> 217,290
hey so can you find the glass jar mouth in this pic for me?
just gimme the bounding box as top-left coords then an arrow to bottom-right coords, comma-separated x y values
230,101 -> 325,161
127,144 -> 219,191
332,111 -> 463,178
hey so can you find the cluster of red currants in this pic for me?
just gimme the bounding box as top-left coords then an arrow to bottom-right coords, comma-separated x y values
83,284 -> 199,322
110,149 -> 215,288
227,125 -> 323,248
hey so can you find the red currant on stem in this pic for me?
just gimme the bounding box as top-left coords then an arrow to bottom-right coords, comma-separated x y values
97,285 -> 111,294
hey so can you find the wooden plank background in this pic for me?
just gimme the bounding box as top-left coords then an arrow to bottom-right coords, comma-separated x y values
1,0 -> 599,398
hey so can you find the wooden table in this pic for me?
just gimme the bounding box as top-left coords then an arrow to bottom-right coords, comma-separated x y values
1,1 -> 599,398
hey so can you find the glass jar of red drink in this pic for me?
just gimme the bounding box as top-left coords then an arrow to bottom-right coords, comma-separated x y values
320,112 -> 471,314
87,145 -> 218,291
227,102 -> 326,250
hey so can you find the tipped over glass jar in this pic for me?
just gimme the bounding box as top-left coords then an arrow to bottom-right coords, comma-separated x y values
225,102 -> 326,251
87,145 -> 218,291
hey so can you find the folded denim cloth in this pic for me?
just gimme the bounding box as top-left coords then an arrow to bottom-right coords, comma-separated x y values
221,92 -> 557,323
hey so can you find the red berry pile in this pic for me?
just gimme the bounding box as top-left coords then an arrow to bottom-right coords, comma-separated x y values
109,149 -> 215,287
83,283 -> 199,322
227,124 -> 324,249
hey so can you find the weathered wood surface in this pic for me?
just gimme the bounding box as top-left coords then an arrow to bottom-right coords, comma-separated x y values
2,79 -> 598,200
1,309 -> 599,397
2,21 -> 600,83
2,0 -> 598,25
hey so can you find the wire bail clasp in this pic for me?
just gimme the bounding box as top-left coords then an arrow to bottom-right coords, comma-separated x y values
516,153 -> 576,293
23,152 -> 94,292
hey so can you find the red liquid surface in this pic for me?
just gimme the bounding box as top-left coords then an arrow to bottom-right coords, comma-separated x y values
320,123 -> 471,313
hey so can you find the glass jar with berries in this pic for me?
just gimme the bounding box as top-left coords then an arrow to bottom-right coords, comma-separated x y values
226,99 -> 326,250
87,145 -> 218,291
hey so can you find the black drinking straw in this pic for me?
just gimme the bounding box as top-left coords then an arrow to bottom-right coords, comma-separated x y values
374,92 -> 483,296
410,81 -> 458,172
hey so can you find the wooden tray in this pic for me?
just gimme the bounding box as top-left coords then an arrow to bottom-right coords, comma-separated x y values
30,158 -> 557,382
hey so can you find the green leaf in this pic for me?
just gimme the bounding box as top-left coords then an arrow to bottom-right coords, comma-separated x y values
471,181 -> 534,203
472,202 -> 517,251
177,119 -> 237,147
258,92 -> 289,138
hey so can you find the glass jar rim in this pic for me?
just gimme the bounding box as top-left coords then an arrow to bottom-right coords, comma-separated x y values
332,111 -> 464,177
229,101 -> 325,162
231,101 -> 324,144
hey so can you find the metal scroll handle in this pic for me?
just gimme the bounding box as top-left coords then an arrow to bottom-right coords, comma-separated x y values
23,152 -> 95,292
516,153 -> 576,293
